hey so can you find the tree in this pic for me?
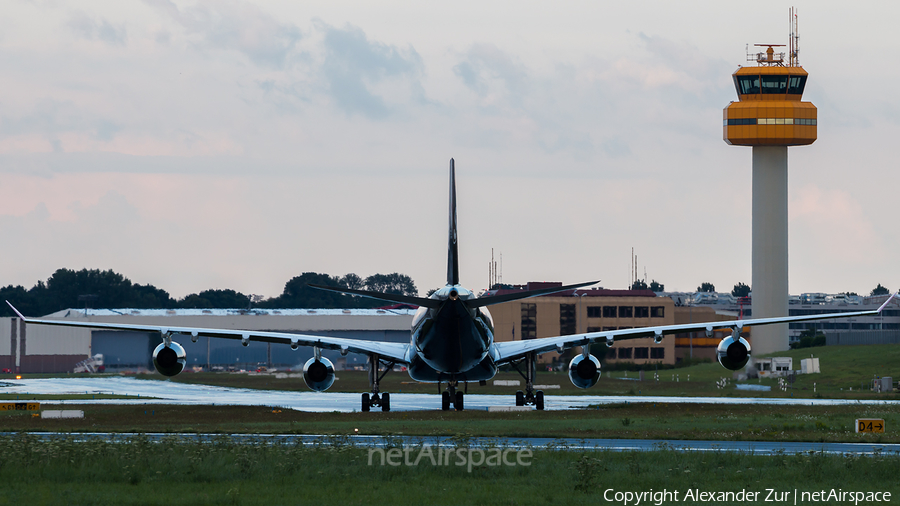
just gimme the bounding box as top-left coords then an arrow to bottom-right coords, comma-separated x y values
339,273 -> 364,290
871,284 -> 890,296
630,280 -> 648,290
649,280 -> 664,292
790,328 -> 826,349
731,282 -> 750,298
0,284 -> 40,317
179,289 -> 250,309
1,268 -> 177,316
697,282 -> 715,293
364,273 -> 418,296
262,272 -> 371,309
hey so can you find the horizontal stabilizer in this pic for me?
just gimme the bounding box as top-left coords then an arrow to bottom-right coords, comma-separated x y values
308,284 -> 440,309
465,280 -> 600,308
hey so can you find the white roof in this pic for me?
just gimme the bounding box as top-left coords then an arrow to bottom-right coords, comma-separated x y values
46,308 -> 418,318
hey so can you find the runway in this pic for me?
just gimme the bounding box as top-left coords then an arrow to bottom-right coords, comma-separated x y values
4,376 -> 900,412
5,432 -> 899,455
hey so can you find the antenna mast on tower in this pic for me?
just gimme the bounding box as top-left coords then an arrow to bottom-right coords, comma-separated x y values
789,7 -> 800,66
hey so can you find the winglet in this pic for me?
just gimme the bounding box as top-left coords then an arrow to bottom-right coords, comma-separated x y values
877,291 -> 900,313
5,301 -> 26,320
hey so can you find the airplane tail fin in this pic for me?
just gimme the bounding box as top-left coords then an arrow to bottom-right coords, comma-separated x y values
447,158 -> 459,286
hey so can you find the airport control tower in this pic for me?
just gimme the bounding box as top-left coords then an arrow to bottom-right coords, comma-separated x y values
723,11 -> 816,355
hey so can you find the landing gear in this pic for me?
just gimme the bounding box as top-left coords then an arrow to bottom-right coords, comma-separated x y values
361,353 -> 394,412
511,353 -> 545,410
439,379 -> 465,411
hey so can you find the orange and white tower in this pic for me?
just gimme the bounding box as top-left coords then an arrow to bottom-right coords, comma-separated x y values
723,9 -> 815,354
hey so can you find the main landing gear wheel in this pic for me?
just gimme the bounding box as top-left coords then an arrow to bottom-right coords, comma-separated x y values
361,392 -> 390,412
440,380 -> 464,411
362,353 -> 394,413
511,353 -> 545,410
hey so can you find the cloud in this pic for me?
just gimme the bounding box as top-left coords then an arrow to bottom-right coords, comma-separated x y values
0,99 -> 125,154
318,22 -> 424,119
450,44 -> 600,157
67,11 -> 128,46
143,0 -> 301,69
790,185 -> 883,263
453,43 -> 529,110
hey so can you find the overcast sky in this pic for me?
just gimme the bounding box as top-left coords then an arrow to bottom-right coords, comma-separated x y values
1,0 -> 899,300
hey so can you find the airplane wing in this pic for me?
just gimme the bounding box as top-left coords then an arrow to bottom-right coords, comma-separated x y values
5,302 -> 410,364
494,292 -> 900,364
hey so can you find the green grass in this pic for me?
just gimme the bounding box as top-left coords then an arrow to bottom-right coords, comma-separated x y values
0,434 -> 896,505
0,394 -> 145,400
2,403 -> 900,443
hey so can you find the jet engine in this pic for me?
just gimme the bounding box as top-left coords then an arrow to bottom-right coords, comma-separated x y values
568,354 -> 601,389
152,341 -> 186,377
302,356 -> 336,392
716,335 -> 751,371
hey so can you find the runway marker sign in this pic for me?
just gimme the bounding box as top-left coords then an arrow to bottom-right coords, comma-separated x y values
856,418 -> 885,433
0,402 -> 40,411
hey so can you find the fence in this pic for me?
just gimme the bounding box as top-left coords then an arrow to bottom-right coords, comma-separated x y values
826,330 -> 900,346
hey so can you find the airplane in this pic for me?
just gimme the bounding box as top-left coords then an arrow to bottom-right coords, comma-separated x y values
6,159 -> 899,412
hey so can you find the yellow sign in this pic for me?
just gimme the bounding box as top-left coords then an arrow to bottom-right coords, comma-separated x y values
0,402 -> 40,411
856,418 -> 885,433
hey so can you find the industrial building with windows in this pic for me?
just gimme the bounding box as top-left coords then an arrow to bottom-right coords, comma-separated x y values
486,283 -> 678,365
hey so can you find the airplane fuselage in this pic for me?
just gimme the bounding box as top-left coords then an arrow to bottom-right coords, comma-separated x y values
405,284 -> 498,382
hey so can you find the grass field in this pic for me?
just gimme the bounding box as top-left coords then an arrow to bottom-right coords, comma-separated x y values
0,433 -> 897,505
2,403 -> 900,443
0,394 -> 144,400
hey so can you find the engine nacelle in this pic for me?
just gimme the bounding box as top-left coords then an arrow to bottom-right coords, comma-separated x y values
302,357 -> 335,392
153,341 -> 186,377
568,354 -> 601,389
716,336 -> 751,371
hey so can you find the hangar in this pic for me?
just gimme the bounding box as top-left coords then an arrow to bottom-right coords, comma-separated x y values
1,307 -> 415,374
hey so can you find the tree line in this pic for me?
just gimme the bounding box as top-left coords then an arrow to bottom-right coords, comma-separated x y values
0,268 -> 418,317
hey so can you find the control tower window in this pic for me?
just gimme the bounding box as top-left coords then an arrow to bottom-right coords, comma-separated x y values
787,75 -> 807,94
735,76 -> 759,95
760,75 -> 788,94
